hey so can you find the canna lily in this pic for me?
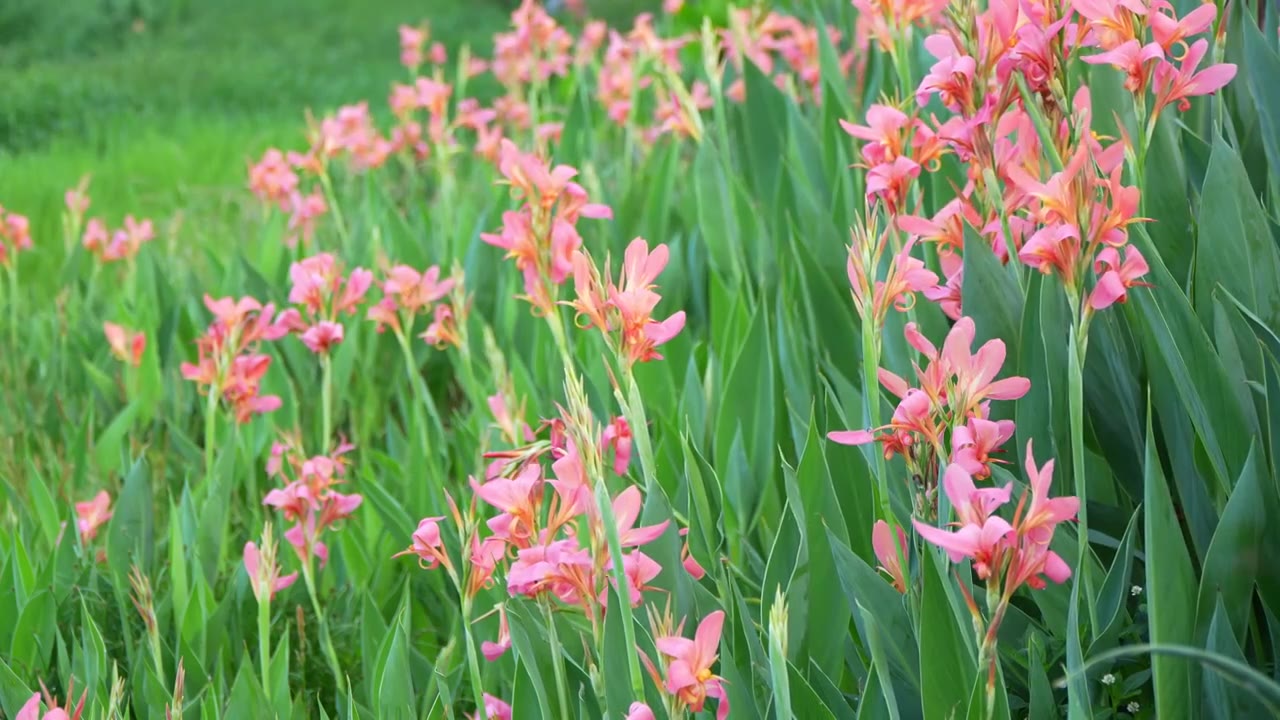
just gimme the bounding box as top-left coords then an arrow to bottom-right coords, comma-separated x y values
473,693 -> 513,720
626,703 -> 657,720
871,520 -> 908,594
395,516 -> 453,571
601,416 -> 633,475
16,678 -> 86,720
1018,223 -> 1082,288
1081,40 -> 1163,93
481,605 -> 512,661
916,33 -> 976,113
1089,245 -> 1150,310
103,322 -> 146,367
611,485 -> 670,548
75,491 -> 113,544
1015,440 -> 1080,545
1151,39 -> 1237,116
473,465 -> 543,547
243,541 -> 298,601
655,610 -> 730,720
943,316 -> 1031,420
1149,1 -> 1217,57
951,416 -> 1016,478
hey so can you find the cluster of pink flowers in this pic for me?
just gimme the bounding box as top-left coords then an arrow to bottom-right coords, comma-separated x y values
399,22 -> 447,73
0,204 -> 33,267
490,0 -> 574,89
481,140 -> 613,313
722,7 -> 856,104
180,295 -> 294,423
852,0 -> 950,54
636,610 -> 730,720
247,148 -> 328,246
103,322 -> 146,367
81,215 -> 155,264
262,437 -> 362,568
831,317 -> 1030,516
285,253 -> 373,355
367,263 -> 461,345
571,237 -> 687,366
16,678 -> 86,720
596,14 -> 710,144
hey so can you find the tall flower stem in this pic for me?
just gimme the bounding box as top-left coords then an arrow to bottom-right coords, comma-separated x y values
545,311 -> 647,701
258,594 -> 273,704
203,387 -> 219,482
321,354 -> 334,448
861,317 -> 893,525
301,557 -> 345,700
542,598 -> 571,717
1067,315 -> 1099,633
398,330 -> 443,453
6,260 -> 18,350
318,168 -> 353,251
460,597 -> 488,718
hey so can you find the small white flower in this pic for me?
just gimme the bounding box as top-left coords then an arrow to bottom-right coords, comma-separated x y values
1130,585 -> 1143,597
1126,701 -> 1140,714
1101,673 -> 1116,685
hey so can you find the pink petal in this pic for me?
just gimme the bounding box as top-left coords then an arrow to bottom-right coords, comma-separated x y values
828,429 -> 874,445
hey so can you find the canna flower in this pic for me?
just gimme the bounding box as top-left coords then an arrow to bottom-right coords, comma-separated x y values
943,316 -> 1031,418
481,605 -> 512,661
951,416 -> 1015,478
917,33 -> 976,113
16,678 -> 86,720
604,550 -> 664,607
1149,1 -> 1217,56
913,489 -> 1013,580
82,218 -> 108,254
248,149 -> 300,209
655,610 -> 730,720
1018,223 -> 1082,288
382,265 -> 454,314
680,527 -> 707,580
243,540 -> 298,601
473,693 -> 512,720
473,465 -> 543,547
285,191 -> 327,247
394,516 -> 453,571
840,105 -> 912,166
1015,440 -> 1081,545
0,207 -> 33,266
102,215 -> 155,263
1074,0 -> 1148,51
1151,39 -> 1237,116
399,24 -> 427,70
507,537 -> 596,609
103,322 -> 146,367
1088,245 -> 1150,310
611,485 -> 670,548
923,250 -> 963,319
866,156 -> 922,212
626,702 -> 657,720
64,176 -> 92,218
75,490 -> 113,543
1081,40 -> 1163,94
422,302 -> 463,349
601,416 -> 632,475
871,520 -> 908,594
587,238 -> 686,365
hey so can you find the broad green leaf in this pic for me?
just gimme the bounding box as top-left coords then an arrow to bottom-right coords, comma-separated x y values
1242,11 -> 1280,194
1196,442 -> 1268,644
107,459 -> 155,580
918,551 -> 974,720
1195,137 -> 1280,334
1144,404 -> 1199,715
1202,596 -> 1269,719
961,225 -> 1023,351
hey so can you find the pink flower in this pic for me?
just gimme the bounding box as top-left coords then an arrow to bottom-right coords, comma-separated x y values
840,104 -> 911,165
680,527 -> 706,580
1016,440 -> 1080,545
626,702 -> 657,720
248,149 -> 299,208
82,218 -> 108,253
1089,245 -> 1150,310
65,176 -> 91,218
604,550 -> 663,607
951,416 -> 1015,478
103,322 -> 146,367
656,610 -> 730,720
1150,1 -> 1217,55
243,541 -> 298,601
601,416 -> 633,475
383,264 -> 454,313
943,316 -> 1031,416
473,465 -> 543,547
301,321 -> 345,354
421,302 -> 462,349
75,491 -> 112,543
922,250 -> 963,320
872,520 -> 908,593
612,485 -> 670,548
866,155 -> 922,212
481,605 -> 512,661
399,24 -> 427,69
916,33 -> 976,112
1152,39 -> 1237,116
1081,40 -> 1163,93
475,693 -> 512,720
394,516 -> 453,571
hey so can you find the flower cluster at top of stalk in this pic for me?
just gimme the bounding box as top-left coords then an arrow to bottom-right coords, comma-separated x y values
0,203 -> 33,267
722,6 -> 857,104
103,322 -> 146,367
180,295 -> 295,423
597,14 -> 711,145
81,214 -> 155,264
281,252 -> 373,355
832,317 -> 1030,517
571,237 -> 688,366
261,436 -> 362,570
367,261 -> 468,349
481,139 -> 613,314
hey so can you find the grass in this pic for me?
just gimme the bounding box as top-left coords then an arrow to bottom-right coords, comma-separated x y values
0,0 -> 508,255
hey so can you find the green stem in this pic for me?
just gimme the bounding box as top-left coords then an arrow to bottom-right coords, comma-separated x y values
542,599 -> 571,717
594,475 -> 647,701
258,595 -> 273,705
203,386 -> 219,482
860,316 -> 893,524
1067,319 -> 1099,635
301,558 -> 345,700
318,169 -> 353,250
398,330 -> 442,452
321,354 -> 333,449
460,599 -> 488,719
6,260 -> 18,350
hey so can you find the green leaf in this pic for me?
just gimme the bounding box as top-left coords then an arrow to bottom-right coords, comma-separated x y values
961,224 -> 1023,350
1143,403 -> 1199,715
1195,137 -> 1280,333
93,400 -> 140,476
9,589 -> 56,672
1090,504 -> 1141,653
107,459 -> 155,580
828,529 -> 919,692
1242,12 -> 1280,193
1202,596 -> 1270,719
1196,441 -> 1268,644
374,586 -> 414,714
918,551 -> 974,720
